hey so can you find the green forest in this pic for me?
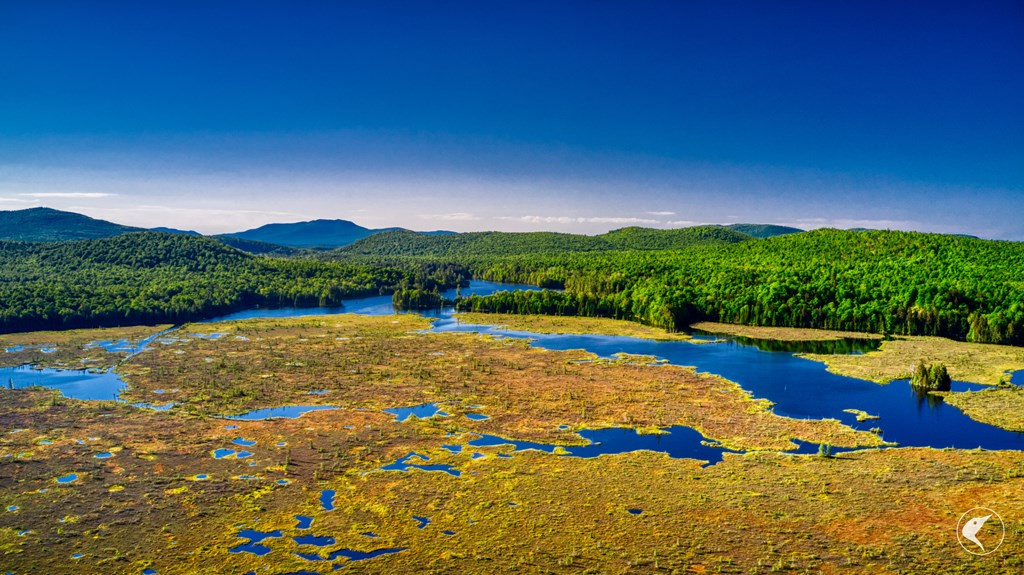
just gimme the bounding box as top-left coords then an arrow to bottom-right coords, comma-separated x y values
340,228 -> 1024,345
1,226 -> 1022,345
0,233 -> 465,333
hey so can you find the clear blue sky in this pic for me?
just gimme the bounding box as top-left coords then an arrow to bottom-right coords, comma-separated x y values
1,1 -> 1021,238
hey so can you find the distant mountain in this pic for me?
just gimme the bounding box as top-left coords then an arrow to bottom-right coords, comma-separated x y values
223,219 -> 382,248
724,223 -> 803,238
224,219 -> 452,248
150,226 -> 200,235
0,207 -> 142,241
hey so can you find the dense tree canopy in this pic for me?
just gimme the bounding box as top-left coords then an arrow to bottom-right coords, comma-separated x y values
2,228 -> 1022,346
443,230 -> 1024,345
0,233 -> 465,333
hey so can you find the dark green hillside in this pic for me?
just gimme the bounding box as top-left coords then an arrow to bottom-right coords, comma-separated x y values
0,207 -> 141,241
457,229 -> 1024,345
337,225 -> 750,257
212,235 -> 305,256
725,223 -> 803,238
0,233 -> 462,333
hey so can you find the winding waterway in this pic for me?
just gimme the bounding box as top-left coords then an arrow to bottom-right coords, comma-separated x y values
3,281 -> 1022,454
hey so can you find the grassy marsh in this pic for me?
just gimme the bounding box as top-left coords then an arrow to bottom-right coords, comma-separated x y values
1,315 -> 1021,574
801,335 -> 1024,386
0,325 -> 172,370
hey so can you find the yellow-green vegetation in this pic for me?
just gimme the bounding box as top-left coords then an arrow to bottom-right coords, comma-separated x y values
459,312 -> 693,341
118,315 -> 881,451
941,385 -> 1024,432
801,335 -> 1024,386
1,316 -> 1022,574
0,325 -> 172,369
691,321 -> 881,342
0,387 -> 1021,574
842,408 -> 880,422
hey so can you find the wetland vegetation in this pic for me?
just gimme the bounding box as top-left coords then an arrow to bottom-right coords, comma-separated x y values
1,227 -> 1023,573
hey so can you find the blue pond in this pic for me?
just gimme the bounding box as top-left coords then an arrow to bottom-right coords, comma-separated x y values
330,547 -> 408,562
294,515 -> 314,529
0,365 -> 128,402
383,403 -> 450,422
469,426 -> 740,465
221,406 -> 341,420
320,490 -> 336,511
229,529 -> 282,555
56,473 -> 78,484
232,437 -> 257,446
381,452 -> 461,476
412,515 -> 431,529
465,413 -> 490,421
294,534 -> 335,546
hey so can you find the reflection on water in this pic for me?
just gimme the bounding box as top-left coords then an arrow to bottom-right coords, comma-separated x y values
690,329 -> 882,354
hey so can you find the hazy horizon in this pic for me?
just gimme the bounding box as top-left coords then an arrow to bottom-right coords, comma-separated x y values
2,2 -> 1021,239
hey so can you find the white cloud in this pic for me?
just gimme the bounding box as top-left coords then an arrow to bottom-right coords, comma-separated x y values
19,192 -> 116,198
419,212 -> 479,221
646,211 -> 675,216
0,197 -> 36,203
498,215 -> 661,225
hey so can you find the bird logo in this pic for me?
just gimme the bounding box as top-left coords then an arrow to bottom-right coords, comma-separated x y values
956,507 -> 1004,555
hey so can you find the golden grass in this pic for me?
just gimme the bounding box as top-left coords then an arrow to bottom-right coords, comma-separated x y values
800,335 -> 1024,386
941,386 -> 1024,432
459,312 -> 693,340
0,388 -> 1021,575
691,322 -> 882,342
118,314 -> 882,451
0,324 -> 172,369
1,316 -> 1021,574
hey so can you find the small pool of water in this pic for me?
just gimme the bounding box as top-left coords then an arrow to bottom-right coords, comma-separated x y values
469,426 -> 738,465
0,366 -> 127,402
380,452 -> 461,476
383,403 -> 450,422
295,515 -> 313,529
412,515 -> 431,529
294,534 -> 335,547
320,490 -> 336,511
219,406 -> 341,421
55,473 -> 78,484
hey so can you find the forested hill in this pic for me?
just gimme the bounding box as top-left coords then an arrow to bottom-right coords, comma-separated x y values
724,223 -> 803,238
455,229 -> 1024,345
0,232 -> 464,333
1,225 -> 1022,345
0,207 -> 142,241
336,225 -> 751,257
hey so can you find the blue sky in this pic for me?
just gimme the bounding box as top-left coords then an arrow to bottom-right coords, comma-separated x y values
1,1 -> 1021,238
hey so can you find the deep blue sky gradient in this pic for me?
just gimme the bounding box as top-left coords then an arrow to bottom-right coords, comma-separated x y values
1,1 -> 1021,236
